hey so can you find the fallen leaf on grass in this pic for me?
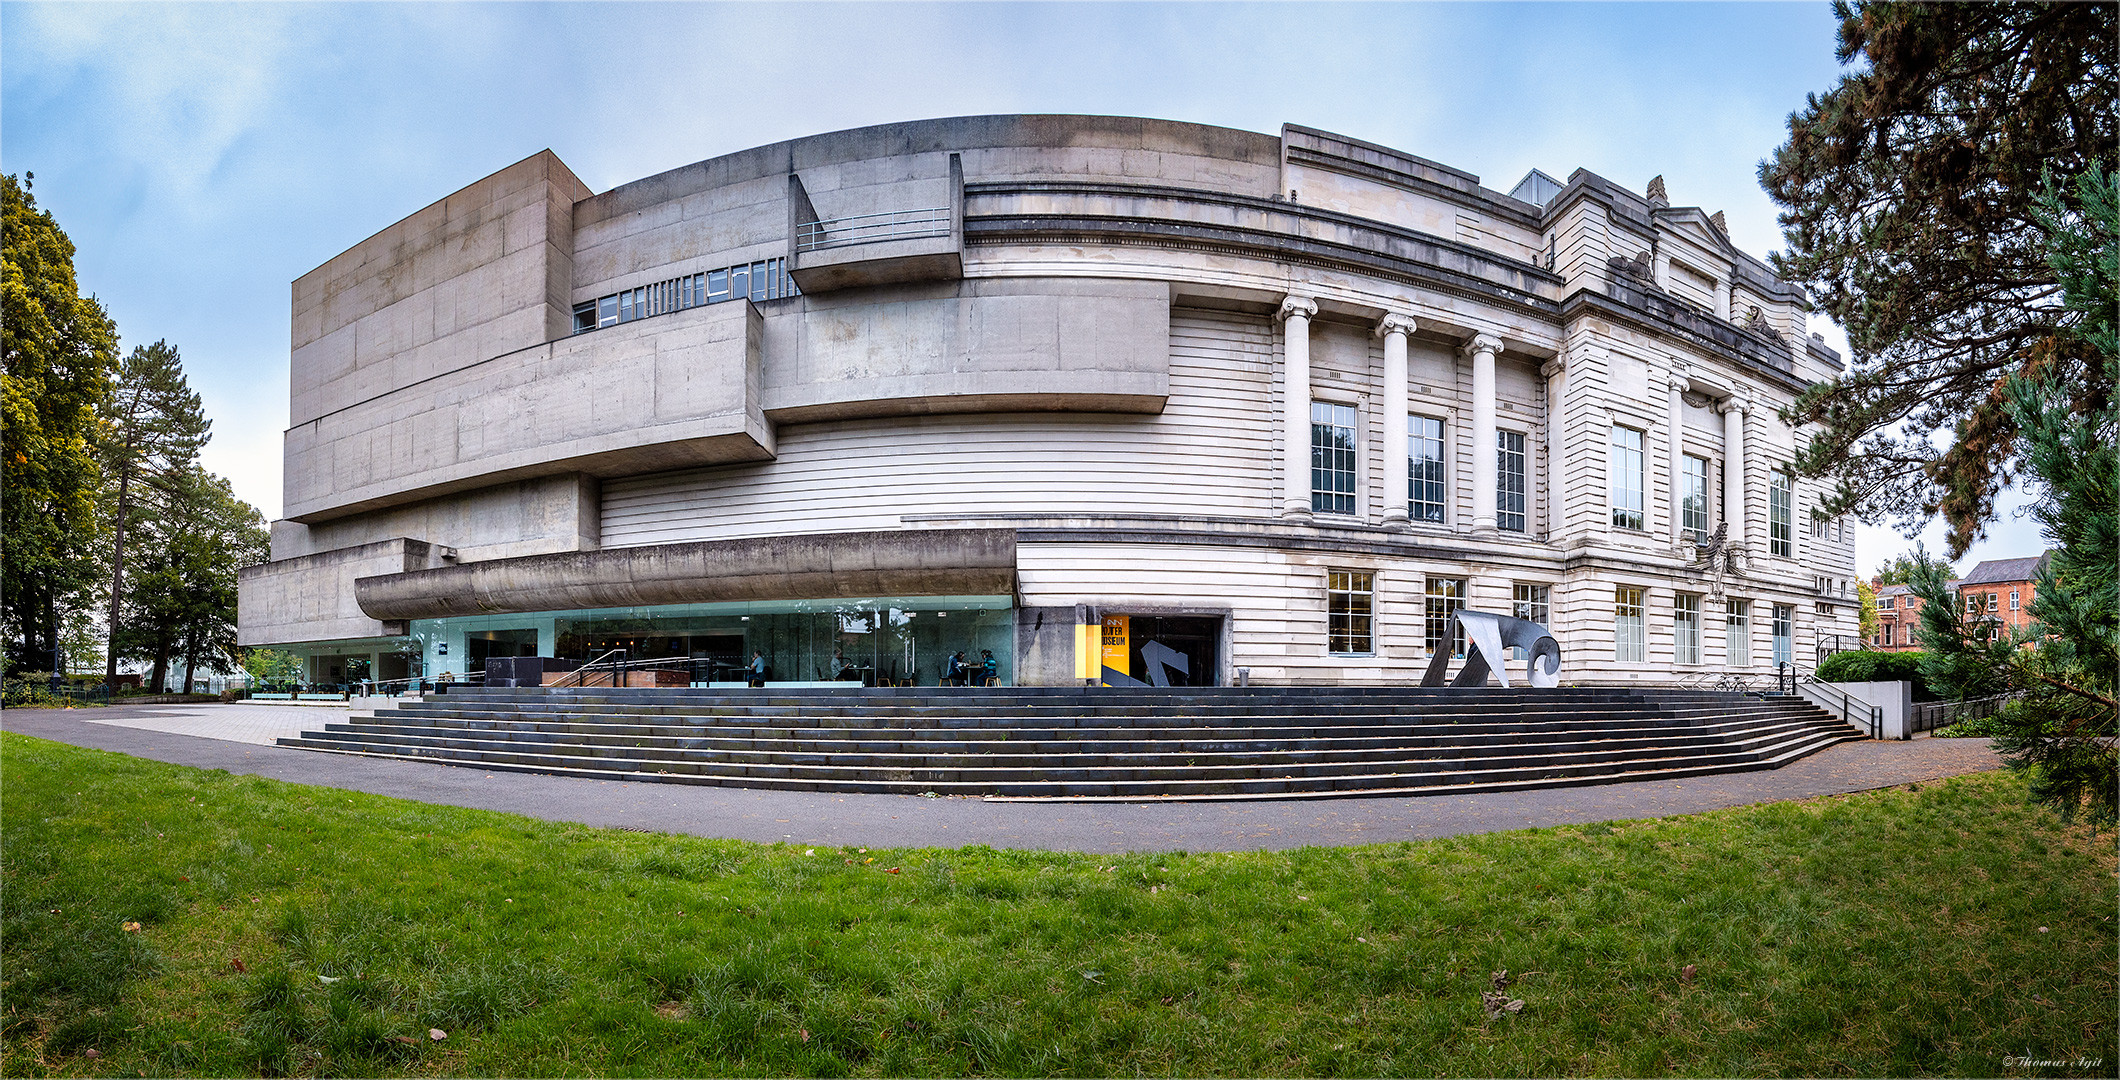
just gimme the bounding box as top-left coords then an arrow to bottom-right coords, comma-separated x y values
318,974 -> 339,984
83,1049 -> 100,1060
884,867 -> 902,874
121,921 -> 142,933
799,1028 -> 810,1043
393,1035 -> 419,1045
1490,969 -> 1510,990
1681,964 -> 1697,983
429,1028 -> 447,1041
229,957 -> 247,974
1481,990 -> 1525,1018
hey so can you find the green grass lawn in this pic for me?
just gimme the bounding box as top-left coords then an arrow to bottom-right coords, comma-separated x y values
2,732 -> 2112,1078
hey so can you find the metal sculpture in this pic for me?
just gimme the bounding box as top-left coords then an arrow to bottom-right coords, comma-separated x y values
1418,610 -> 1562,689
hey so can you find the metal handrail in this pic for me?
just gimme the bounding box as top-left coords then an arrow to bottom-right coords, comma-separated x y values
548,649 -> 628,689
1796,672 -> 1883,739
795,206 -> 950,252
1912,692 -> 2018,734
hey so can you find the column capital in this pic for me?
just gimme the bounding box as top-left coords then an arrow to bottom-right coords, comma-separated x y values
1373,312 -> 1418,339
1667,373 -> 1692,394
1276,295 -> 1318,322
1460,332 -> 1504,358
1539,357 -> 1566,379
1717,395 -> 1750,416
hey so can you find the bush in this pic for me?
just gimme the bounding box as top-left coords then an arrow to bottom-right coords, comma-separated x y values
1935,715 -> 2014,739
1816,650 -> 1934,699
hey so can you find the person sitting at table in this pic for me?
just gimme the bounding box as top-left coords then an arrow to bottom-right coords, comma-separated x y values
945,651 -> 968,686
831,648 -> 858,681
748,650 -> 768,688
979,649 -> 999,687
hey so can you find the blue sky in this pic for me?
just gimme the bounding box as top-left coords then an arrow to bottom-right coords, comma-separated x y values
0,1 -> 2044,576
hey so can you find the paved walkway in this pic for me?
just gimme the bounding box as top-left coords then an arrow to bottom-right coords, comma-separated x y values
3,702 -> 2005,853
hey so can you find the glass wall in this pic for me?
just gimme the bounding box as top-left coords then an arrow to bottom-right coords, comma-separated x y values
278,635 -> 423,692
408,595 -> 1014,687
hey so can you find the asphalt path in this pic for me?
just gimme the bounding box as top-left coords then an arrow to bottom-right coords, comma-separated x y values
3,702 -> 2004,853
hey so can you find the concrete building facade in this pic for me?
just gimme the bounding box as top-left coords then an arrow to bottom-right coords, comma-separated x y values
237,115 -> 1859,688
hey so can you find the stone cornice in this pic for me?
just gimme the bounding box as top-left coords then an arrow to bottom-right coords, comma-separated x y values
1281,143 -> 1543,231
1561,286 -> 1811,395
964,180 -> 1564,320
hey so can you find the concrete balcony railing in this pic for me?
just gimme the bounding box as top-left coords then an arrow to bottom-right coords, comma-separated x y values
787,155 -> 964,292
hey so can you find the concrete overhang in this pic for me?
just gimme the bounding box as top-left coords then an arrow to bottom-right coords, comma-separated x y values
353,528 -> 1018,621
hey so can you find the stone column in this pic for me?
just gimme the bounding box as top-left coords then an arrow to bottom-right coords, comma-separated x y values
1714,278 -> 1732,321
1652,251 -> 1671,292
1278,296 -> 1319,519
1464,333 -> 1503,535
1376,313 -> 1418,529
1540,357 -> 1565,538
1720,396 -> 1748,546
1667,373 -> 1687,549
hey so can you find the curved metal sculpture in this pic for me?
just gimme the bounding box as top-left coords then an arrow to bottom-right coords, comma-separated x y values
1418,610 -> 1561,688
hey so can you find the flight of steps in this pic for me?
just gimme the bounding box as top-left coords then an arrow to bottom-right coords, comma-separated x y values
276,686 -> 1864,802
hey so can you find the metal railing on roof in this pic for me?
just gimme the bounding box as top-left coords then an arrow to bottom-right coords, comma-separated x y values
795,207 -> 951,252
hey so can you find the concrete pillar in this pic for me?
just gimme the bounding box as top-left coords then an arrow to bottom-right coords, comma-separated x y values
1721,396 -> 1748,547
1667,373 -> 1687,549
1465,333 -> 1503,535
1278,296 -> 1318,519
1652,251 -> 1671,292
1376,313 -> 1418,529
1714,277 -> 1732,321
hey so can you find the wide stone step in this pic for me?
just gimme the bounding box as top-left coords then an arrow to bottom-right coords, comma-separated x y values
276,686 -> 1858,802
273,737 -> 1819,798
322,720 -> 1748,757
297,724 -> 1767,773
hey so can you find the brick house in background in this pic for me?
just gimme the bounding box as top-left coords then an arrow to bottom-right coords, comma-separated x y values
1957,553 -> 2051,636
1873,580 -> 1955,652
1872,552 -> 2050,652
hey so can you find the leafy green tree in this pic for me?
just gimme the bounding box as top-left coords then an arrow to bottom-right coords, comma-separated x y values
243,647 -> 301,692
100,339 -> 210,688
1873,545 -> 1953,588
114,466 -> 266,693
2,173 -> 118,677
1761,1 -> 2116,555
1908,164 -> 2118,825
1856,579 -> 1880,641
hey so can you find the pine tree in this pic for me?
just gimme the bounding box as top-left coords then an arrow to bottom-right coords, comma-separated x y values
1761,1 -> 2116,554
101,340 -> 210,688
1910,164 -> 2118,824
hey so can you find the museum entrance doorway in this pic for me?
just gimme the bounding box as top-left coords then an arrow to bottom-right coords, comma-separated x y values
1101,615 -> 1222,687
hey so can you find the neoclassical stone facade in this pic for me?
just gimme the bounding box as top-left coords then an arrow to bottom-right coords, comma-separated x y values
237,116 -> 1860,688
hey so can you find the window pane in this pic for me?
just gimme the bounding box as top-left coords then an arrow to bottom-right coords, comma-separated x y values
1674,593 -> 1701,665
1409,416 -> 1446,523
1497,430 -> 1527,532
1425,577 -> 1466,657
708,269 -> 729,302
1682,455 -> 1709,540
1615,586 -> 1645,663
1727,600 -> 1751,666
1328,570 -> 1374,654
1610,426 -> 1644,530
1769,470 -> 1793,556
1311,401 -> 1357,515
1511,583 -> 1549,660
1772,604 -> 1793,666
598,295 -> 618,327
572,302 -> 596,334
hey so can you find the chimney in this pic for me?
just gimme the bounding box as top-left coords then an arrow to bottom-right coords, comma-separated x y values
1645,175 -> 1669,207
